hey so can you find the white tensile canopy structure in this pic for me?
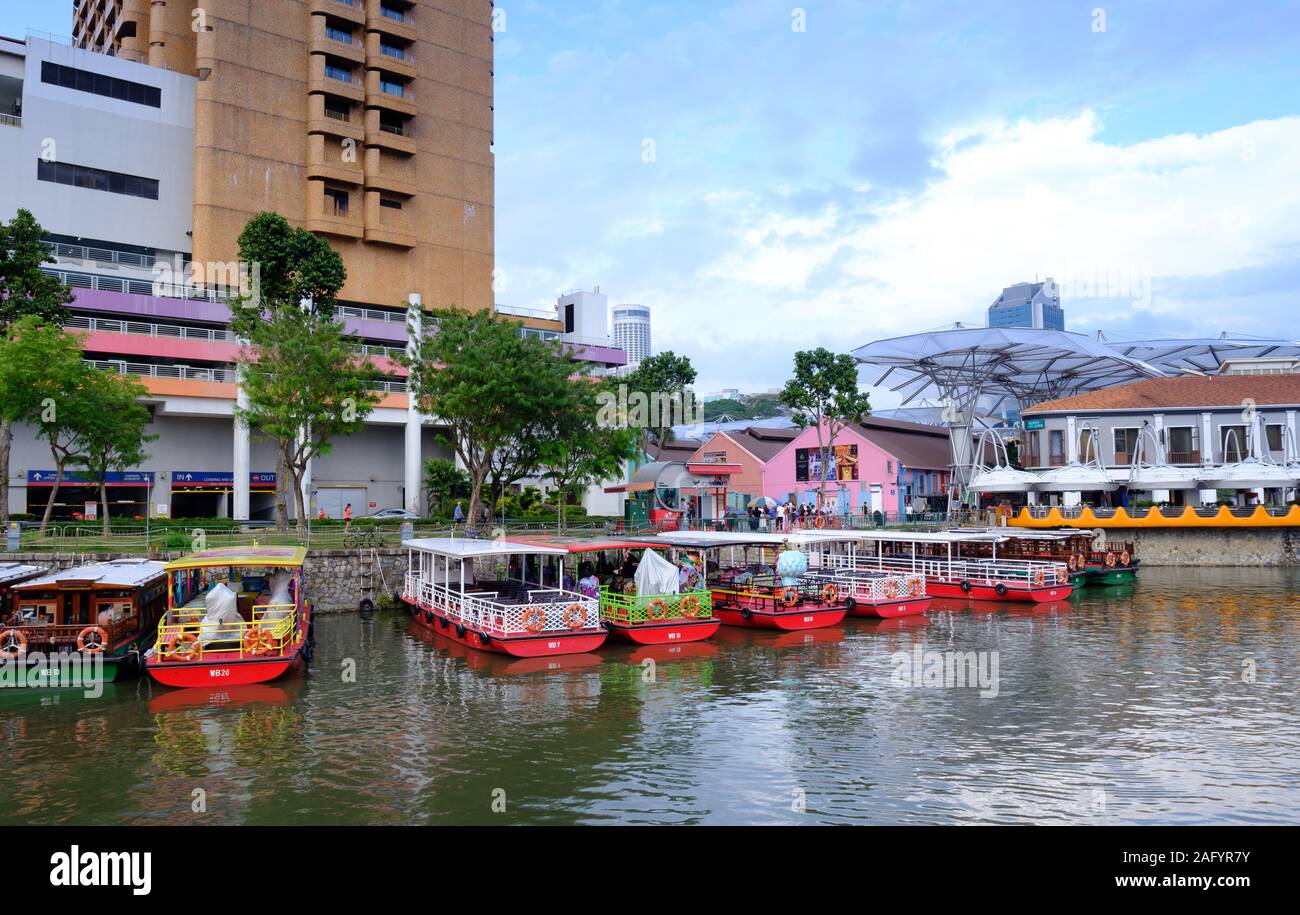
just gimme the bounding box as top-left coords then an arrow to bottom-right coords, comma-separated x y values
1097,332 -> 1300,375
967,428 -> 1043,494
853,327 -> 1164,500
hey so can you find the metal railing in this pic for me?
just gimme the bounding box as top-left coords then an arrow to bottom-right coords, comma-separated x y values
42,267 -> 235,304
67,314 -> 236,343
84,358 -> 239,383
599,588 -> 713,624
154,602 -> 299,661
0,113 -> 21,128
405,574 -> 599,635
817,552 -> 1070,588
42,239 -> 161,269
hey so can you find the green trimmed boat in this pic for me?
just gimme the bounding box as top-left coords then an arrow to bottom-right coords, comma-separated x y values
1084,542 -> 1138,586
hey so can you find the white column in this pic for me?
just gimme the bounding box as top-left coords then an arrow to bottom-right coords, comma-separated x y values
299,425 -> 312,521
1063,491 -> 1081,507
404,293 -> 423,515
1198,411 -> 1216,505
233,380 -> 250,521
1066,415 -> 1078,464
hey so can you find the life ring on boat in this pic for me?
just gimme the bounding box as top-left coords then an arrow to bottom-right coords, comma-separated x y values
0,629 -> 28,658
814,515 -> 825,529
1105,551 -> 1116,568
162,632 -> 200,662
1120,550 -> 1131,567
959,580 -> 972,593
909,578 -> 924,597
522,606 -> 546,633
883,579 -> 900,599
1068,554 -> 1078,572
679,595 -> 702,618
76,626 -> 109,653
564,604 -> 587,629
820,583 -> 840,604
646,598 -> 669,620
778,587 -> 800,607
1032,570 -> 1046,588
243,627 -> 277,657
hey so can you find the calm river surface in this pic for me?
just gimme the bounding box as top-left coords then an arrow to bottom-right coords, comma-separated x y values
2,567 -> 1296,825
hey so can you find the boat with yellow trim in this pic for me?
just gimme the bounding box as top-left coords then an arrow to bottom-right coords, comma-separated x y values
145,546 -> 314,688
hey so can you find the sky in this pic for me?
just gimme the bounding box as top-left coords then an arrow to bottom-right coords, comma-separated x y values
5,1 -> 1300,403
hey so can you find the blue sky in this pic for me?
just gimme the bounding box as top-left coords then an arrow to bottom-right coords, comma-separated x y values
5,1 -> 1300,400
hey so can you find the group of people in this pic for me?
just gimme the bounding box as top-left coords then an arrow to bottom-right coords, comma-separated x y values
742,500 -> 839,532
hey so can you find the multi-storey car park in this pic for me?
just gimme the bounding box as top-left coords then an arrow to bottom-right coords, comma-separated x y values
0,5 -> 627,522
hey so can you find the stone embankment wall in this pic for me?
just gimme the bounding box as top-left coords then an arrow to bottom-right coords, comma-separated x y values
2,548 -> 410,613
1096,529 -> 1300,566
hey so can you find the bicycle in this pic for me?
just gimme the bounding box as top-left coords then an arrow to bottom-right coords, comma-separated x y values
343,527 -> 385,550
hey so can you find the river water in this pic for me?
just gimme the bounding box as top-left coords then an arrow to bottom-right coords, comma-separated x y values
2,566 -> 1296,825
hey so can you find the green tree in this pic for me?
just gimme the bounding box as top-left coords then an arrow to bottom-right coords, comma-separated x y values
623,350 -> 698,448
0,209 -> 75,524
779,348 -> 872,510
72,372 -> 156,535
541,378 -> 641,530
229,212 -> 379,531
423,457 -> 470,517
403,309 -> 576,530
0,319 -> 97,532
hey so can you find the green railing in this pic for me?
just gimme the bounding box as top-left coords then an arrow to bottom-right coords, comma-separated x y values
599,587 -> 713,624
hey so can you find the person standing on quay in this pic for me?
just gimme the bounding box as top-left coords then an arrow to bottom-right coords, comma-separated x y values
454,502 -> 464,525
343,503 -> 352,530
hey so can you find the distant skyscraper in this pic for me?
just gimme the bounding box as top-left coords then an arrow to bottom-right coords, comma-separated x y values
987,280 -> 1065,330
612,304 -> 652,368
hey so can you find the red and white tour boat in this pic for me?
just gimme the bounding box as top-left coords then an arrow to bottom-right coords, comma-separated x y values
401,537 -> 606,657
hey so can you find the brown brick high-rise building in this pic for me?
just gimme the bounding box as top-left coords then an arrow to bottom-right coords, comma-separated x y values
72,0 -> 495,313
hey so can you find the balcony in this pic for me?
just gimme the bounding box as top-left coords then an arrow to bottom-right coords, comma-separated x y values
365,31 -> 416,80
308,54 -> 364,103
363,190 -> 417,248
366,1 -> 417,43
363,147 -> 417,196
308,133 -> 365,186
364,108 -> 415,155
305,179 -> 364,239
1168,449 -> 1201,465
365,69 -> 416,118
311,0 -> 366,27
306,93 -> 365,142
309,15 -> 365,64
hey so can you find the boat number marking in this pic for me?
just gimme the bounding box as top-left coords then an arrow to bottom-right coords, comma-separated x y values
803,616 -> 814,623
547,641 -> 562,649
208,668 -> 232,678
667,631 -> 682,640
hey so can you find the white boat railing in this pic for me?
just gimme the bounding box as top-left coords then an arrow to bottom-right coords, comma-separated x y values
816,552 -> 1069,587
825,570 -> 927,602
404,573 -> 599,634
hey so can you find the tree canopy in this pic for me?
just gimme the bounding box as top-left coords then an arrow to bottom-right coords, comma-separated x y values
779,347 -> 872,507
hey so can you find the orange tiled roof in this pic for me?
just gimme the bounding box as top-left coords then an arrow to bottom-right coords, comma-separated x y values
1025,373 -> 1300,414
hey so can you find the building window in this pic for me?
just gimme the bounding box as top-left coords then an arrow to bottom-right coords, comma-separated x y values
37,159 -> 159,200
326,25 -> 353,44
1165,426 -> 1199,463
324,187 -> 349,216
1266,424 -> 1285,453
1220,425 -> 1248,462
40,61 -> 161,108
379,78 -> 406,97
325,63 -> 352,83
380,42 -> 406,60
1113,428 -> 1140,465
1049,430 -> 1065,465
379,113 -> 407,135
380,5 -> 407,22
379,197 -> 403,209
1026,430 -> 1041,466
323,98 -> 351,122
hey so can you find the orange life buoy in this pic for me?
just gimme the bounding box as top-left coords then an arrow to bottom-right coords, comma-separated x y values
814,515 -> 825,529
646,598 -> 668,620
162,631 -> 199,662
1055,567 -> 1068,584
76,626 -> 109,654
1120,550 -> 1131,567
0,629 -> 28,659
242,627 -> 277,657
1032,570 -> 1046,588
679,595 -> 702,618
883,579 -> 899,599
1105,552 -> 1117,568
521,606 -> 546,633
564,604 -> 587,629
779,587 -> 799,607
909,577 -> 924,597
820,582 -> 839,605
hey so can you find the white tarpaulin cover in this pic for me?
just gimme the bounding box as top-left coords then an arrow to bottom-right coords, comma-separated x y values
200,583 -> 242,644
263,570 -> 294,620
635,549 -> 680,597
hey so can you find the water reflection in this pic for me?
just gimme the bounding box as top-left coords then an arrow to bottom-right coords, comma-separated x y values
0,566 -> 1295,824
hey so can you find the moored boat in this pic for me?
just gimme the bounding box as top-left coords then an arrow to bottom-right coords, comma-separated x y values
1084,539 -> 1139,585
401,537 -> 606,657
950,528 -> 1096,587
145,546 -> 314,688
2,559 -> 166,685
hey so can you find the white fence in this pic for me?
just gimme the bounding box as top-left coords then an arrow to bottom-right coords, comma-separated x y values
404,573 -> 600,635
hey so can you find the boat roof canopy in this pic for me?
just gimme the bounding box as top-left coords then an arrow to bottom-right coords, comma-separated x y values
508,534 -> 662,553
0,562 -> 46,587
404,537 -> 569,559
164,546 -> 308,572
15,558 -> 167,590
652,531 -> 857,549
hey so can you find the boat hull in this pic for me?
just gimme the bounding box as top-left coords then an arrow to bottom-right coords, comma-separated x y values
1085,567 -> 1136,586
713,604 -> 847,630
146,652 -> 302,688
406,597 -> 607,657
927,580 -> 1072,603
847,597 -> 932,619
604,618 -> 721,644
0,647 -> 143,688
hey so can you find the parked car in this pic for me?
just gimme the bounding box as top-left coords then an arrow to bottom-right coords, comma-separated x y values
366,508 -> 418,520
